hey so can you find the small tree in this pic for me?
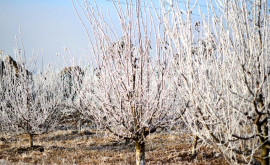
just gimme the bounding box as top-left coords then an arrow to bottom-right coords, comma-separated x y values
61,66 -> 84,101
73,0 -> 173,164
1,56 -> 64,148
60,66 -> 85,133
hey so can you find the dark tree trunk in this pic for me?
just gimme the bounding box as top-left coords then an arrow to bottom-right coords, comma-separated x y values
191,135 -> 199,156
259,122 -> 269,165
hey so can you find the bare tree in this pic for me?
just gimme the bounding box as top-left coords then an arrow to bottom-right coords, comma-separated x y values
0,55 -> 65,148
61,66 -> 84,100
60,66 -> 86,133
72,0 -> 174,164
164,0 -> 270,164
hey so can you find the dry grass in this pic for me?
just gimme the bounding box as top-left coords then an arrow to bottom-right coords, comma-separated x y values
0,130 -> 228,165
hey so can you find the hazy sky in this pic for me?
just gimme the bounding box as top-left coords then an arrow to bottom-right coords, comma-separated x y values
0,0 -> 206,69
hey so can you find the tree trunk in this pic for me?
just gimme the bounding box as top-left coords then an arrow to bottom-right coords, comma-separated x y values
135,140 -> 145,165
257,94 -> 269,165
260,143 -> 269,165
191,135 -> 199,156
260,122 -> 269,165
29,133 -> 33,148
77,119 -> 82,134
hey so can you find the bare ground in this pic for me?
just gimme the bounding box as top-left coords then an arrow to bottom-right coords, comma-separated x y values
0,130 -> 228,165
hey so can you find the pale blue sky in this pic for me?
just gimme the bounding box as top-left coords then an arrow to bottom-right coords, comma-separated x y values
0,0 -> 207,69
0,0 -> 114,68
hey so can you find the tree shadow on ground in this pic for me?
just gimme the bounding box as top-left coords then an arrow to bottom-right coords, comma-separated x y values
40,130 -> 94,142
16,145 -> 45,154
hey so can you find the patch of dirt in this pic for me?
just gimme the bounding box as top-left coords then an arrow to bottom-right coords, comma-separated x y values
0,130 -> 229,165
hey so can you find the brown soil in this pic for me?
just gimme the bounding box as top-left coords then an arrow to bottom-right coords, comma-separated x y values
0,130 -> 228,165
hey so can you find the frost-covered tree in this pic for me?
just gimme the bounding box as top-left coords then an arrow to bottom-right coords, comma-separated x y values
0,56 -> 65,148
61,66 -> 84,101
72,0 -> 174,164
164,0 -> 270,164
60,66 -> 86,133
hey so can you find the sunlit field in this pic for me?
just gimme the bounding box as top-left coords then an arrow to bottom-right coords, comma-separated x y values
0,129 -> 227,164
